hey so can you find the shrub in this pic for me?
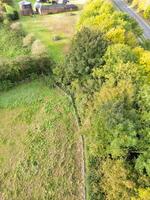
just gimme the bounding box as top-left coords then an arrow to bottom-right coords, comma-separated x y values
104,43 -> 137,66
100,159 -> 135,200
61,27 -> 107,84
1,0 -> 12,4
144,6 -> 150,19
6,10 -> 19,21
4,4 -> 19,21
0,55 -> 53,90
23,33 -> 35,47
31,40 -> 47,56
10,22 -> 22,31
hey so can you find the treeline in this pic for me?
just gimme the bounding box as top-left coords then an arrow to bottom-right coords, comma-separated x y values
54,0 -> 150,199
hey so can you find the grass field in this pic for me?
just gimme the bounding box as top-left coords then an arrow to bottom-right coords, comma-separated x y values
0,80 -> 84,200
15,0 -> 85,62
0,1 -> 86,199
0,26 -> 29,59
20,12 -> 80,61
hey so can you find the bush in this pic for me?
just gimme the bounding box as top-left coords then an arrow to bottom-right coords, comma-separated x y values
61,27 -> 108,85
4,4 -> 19,21
144,6 -> 150,19
31,40 -> 47,56
6,10 -> 19,21
104,43 -> 137,66
10,22 -> 22,32
1,0 -> 12,4
100,159 -> 135,200
23,33 -> 35,47
0,55 -> 53,90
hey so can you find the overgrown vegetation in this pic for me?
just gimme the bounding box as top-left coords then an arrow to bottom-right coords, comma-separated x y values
1,0 -> 150,199
54,0 -> 150,199
129,0 -> 150,20
20,12 -> 80,61
0,80 -> 83,200
0,21 -> 53,90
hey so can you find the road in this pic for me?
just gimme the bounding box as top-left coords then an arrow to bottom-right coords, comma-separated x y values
112,0 -> 150,39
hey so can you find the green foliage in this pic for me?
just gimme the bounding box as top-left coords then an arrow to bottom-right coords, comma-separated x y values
0,3 -> 19,22
6,10 -> 19,21
0,25 -> 53,91
100,159 -> 135,200
78,0 -> 142,46
89,80 -> 138,157
144,6 -> 150,19
1,0 -> 150,199
0,55 -> 53,90
55,27 -> 107,85
71,1 -> 150,199
104,44 -> 137,66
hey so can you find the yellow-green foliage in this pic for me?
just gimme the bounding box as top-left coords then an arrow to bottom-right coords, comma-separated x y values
144,6 -> 150,19
78,0 -> 141,46
132,0 -> 150,11
139,50 -> 150,70
132,188 -> 150,200
100,159 -> 135,200
132,0 -> 150,19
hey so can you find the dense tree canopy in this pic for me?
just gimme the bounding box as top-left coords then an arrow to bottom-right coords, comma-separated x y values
57,0 -> 150,199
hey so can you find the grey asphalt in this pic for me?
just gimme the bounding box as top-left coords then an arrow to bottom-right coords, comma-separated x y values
112,0 -> 150,39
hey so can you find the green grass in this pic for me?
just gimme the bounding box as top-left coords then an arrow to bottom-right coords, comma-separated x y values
20,12 -> 80,62
0,26 -> 29,59
13,0 -> 81,62
0,80 -> 83,200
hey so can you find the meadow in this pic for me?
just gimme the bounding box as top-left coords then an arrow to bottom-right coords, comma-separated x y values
21,12 -> 80,61
14,0 -> 84,62
3,0 -> 150,199
0,80 -> 84,200
0,1 -> 86,198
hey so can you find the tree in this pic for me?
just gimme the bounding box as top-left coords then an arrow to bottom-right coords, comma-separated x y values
104,44 -> 137,66
57,27 -> 107,85
144,6 -> 150,19
100,159 -> 135,200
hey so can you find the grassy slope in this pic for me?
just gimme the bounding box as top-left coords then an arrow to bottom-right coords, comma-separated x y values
0,80 -> 83,200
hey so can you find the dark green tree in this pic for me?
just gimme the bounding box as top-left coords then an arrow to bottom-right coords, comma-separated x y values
58,27 -> 108,85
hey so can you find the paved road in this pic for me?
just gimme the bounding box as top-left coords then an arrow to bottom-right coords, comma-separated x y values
113,0 -> 150,39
